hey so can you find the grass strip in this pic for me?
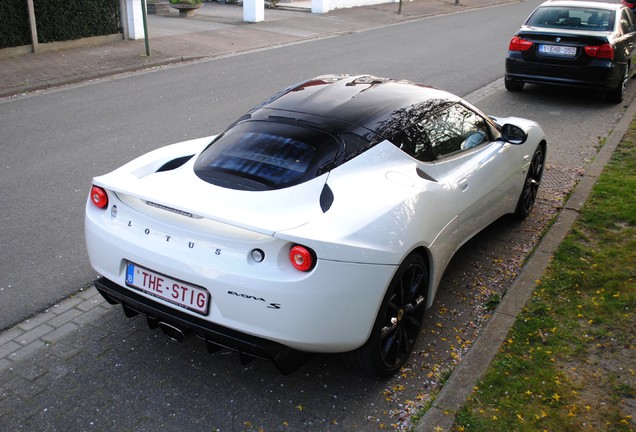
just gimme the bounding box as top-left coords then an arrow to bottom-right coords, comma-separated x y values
454,118 -> 636,431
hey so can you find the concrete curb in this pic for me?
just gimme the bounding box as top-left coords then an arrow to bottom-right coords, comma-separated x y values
416,97 -> 636,432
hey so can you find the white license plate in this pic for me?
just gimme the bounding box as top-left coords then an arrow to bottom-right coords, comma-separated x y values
538,44 -> 577,57
125,262 -> 210,315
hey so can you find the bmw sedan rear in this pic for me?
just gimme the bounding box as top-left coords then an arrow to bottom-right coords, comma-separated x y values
505,0 -> 636,103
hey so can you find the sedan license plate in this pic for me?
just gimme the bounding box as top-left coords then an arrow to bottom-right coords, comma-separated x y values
538,44 -> 576,57
125,262 -> 210,315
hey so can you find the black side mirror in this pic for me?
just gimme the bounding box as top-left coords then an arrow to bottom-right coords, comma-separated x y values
501,124 -> 527,145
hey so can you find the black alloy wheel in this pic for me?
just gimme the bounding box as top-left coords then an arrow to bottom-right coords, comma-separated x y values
515,145 -> 545,219
346,254 -> 428,377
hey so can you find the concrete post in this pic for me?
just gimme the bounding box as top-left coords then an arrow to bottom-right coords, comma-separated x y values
243,0 -> 264,23
124,0 -> 146,40
312,0 -> 330,13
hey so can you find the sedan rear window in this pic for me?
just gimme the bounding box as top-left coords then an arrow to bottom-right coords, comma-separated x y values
194,121 -> 340,191
526,7 -> 615,31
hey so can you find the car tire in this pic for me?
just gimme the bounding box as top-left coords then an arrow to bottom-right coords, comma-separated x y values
607,65 -> 629,104
514,144 -> 545,219
505,76 -> 524,92
345,253 -> 428,377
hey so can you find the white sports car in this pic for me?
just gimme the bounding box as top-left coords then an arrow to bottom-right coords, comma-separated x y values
85,75 -> 546,377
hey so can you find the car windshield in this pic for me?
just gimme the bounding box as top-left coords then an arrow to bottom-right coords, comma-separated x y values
194,120 -> 340,191
526,6 -> 615,31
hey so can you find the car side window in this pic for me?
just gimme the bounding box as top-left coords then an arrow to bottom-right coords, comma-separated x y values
392,104 -> 490,162
392,122 -> 434,161
620,9 -> 634,35
423,104 -> 491,160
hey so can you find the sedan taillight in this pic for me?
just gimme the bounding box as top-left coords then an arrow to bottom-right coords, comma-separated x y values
584,43 -> 614,60
90,185 -> 109,209
509,36 -> 533,52
289,244 -> 316,272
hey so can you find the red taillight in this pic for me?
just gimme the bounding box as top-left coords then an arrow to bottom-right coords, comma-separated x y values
90,185 -> 108,209
584,43 -> 614,60
509,36 -> 533,52
289,245 -> 315,272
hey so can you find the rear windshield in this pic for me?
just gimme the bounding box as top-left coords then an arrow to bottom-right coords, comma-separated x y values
526,6 -> 615,31
194,121 -> 340,191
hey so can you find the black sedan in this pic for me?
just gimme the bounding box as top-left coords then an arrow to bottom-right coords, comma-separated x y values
505,0 -> 636,103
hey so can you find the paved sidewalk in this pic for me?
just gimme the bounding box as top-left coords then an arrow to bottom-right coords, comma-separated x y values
0,0 -> 512,98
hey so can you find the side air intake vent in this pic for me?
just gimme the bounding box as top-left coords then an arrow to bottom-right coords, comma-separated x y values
320,184 -> 334,213
156,155 -> 194,173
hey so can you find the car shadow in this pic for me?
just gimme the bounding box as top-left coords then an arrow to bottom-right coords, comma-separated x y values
510,83 -> 619,106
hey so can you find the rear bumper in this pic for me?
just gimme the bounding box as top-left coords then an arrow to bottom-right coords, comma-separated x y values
505,56 -> 622,90
94,277 -> 311,374
85,192 -> 393,353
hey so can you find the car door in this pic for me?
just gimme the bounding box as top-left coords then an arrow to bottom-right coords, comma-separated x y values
617,7 -> 636,76
406,103 -> 519,247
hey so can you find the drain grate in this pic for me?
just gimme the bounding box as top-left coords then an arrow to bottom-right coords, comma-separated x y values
539,164 -> 582,201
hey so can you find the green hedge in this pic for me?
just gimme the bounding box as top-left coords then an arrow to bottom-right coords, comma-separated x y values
35,0 -> 120,43
0,0 -> 31,49
0,0 -> 120,49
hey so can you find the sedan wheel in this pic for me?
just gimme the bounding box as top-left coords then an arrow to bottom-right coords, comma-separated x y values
515,145 -> 545,219
607,65 -> 629,104
346,254 -> 428,377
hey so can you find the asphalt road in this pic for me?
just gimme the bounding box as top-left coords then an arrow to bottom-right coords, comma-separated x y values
1,0 -> 635,430
0,0 -> 625,340
1,0 -> 545,330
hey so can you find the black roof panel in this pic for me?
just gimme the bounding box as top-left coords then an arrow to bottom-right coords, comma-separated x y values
250,75 -> 458,135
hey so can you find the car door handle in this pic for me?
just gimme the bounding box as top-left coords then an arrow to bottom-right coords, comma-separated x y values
457,177 -> 469,191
